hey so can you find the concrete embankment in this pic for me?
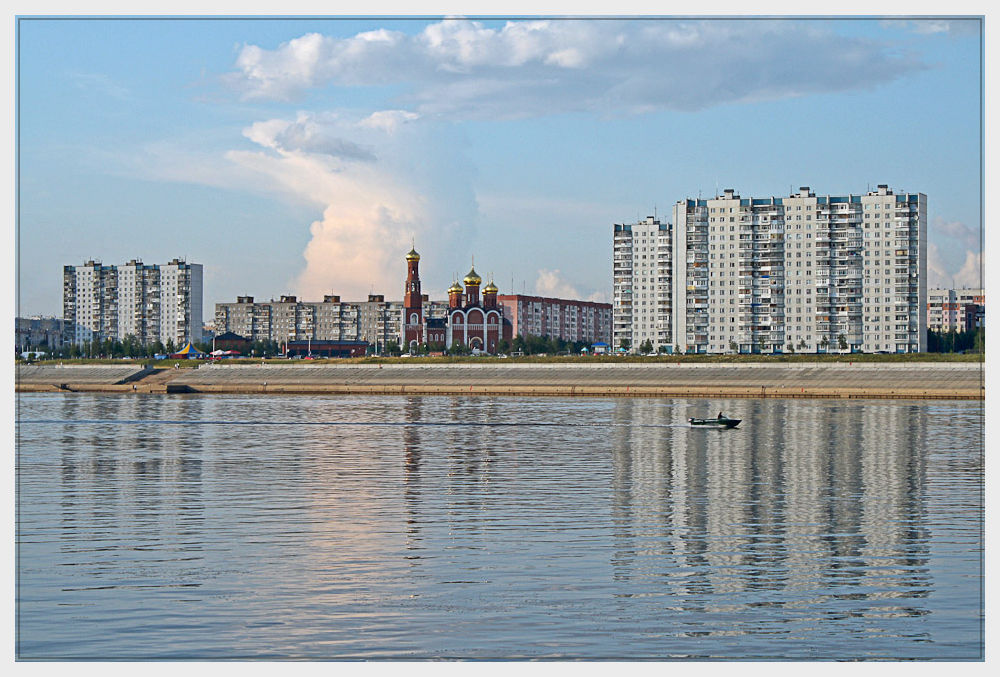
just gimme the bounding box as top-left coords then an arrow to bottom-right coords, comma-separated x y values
16,362 -> 984,400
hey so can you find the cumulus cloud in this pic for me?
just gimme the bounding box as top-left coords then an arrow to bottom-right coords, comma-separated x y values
226,19 -> 926,117
928,218 -> 982,288
534,269 -> 608,303
221,111 -> 477,301
246,112 -> 377,161
952,250 -> 983,289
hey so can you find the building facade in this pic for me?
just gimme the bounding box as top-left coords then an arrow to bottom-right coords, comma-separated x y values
629,185 -> 928,355
63,258 -> 203,346
215,249 -> 501,353
444,266 -> 505,353
670,186 -> 926,354
613,217 -> 672,352
16,317 -> 64,351
927,288 -> 984,332
497,294 -> 612,345
214,292 -> 448,351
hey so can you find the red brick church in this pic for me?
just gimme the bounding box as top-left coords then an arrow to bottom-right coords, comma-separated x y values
402,247 -> 509,354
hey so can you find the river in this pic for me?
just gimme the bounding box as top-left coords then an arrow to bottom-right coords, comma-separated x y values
16,393 -> 983,659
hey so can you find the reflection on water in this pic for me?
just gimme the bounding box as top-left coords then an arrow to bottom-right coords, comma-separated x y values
17,393 -> 982,659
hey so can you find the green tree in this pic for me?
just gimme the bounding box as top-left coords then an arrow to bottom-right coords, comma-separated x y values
787,342 -> 795,354
384,340 -> 402,356
512,334 -> 526,354
165,338 -> 176,354
619,337 -> 631,352
496,338 -> 511,355
448,342 -> 471,356
729,340 -> 738,354
639,339 -> 653,354
819,336 -> 829,352
837,333 -> 847,351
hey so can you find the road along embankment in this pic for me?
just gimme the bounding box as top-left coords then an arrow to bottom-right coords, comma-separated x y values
16,362 -> 984,400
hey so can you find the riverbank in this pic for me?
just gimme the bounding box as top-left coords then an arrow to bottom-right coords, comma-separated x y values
16,362 -> 984,400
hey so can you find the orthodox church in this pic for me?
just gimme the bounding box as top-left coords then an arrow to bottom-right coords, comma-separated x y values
402,247 -> 508,354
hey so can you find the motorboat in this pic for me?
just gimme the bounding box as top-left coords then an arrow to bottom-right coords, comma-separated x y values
688,415 -> 741,429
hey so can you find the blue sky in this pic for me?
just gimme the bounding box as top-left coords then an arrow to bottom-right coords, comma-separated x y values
16,16 -> 984,317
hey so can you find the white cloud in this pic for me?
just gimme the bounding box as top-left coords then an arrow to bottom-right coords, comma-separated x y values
534,268 -> 607,303
220,111 -> 478,301
226,19 -> 926,118
953,250 -> 983,289
928,217 -> 982,289
535,268 -> 580,298
67,71 -> 130,100
880,19 -> 980,37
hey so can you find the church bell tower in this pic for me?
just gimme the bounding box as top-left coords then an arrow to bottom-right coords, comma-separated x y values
403,246 -> 423,349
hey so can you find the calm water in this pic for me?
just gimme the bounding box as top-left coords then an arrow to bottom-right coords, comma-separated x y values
16,393 -> 983,660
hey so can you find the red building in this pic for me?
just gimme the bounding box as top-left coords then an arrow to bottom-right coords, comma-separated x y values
446,267 -> 504,353
401,248 -> 507,354
402,248 -> 424,352
497,294 -> 612,345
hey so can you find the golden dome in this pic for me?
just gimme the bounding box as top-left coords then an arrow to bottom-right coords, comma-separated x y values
483,280 -> 499,294
447,280 -> 463,294
463,267 -> 482,285
405,248 -> 420,262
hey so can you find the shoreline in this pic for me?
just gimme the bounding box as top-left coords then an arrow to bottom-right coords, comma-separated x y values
16,362 -> 984,400
16,383 -> 980,400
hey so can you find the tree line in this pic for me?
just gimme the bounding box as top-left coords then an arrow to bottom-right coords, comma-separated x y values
926,327 -> 984,353
378,334 -> 594,357
21,336 -> 286,359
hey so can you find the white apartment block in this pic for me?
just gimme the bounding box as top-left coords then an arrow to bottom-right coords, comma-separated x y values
613,217 -> 672,352
658,185 -> 926,354
214,294 -> 449,348
63,258 -> 203,346
927,288 -> 984,331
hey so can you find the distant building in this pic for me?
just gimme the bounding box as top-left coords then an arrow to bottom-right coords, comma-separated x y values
62,258 -> 203,346
15,316 -> 64,352
212,331 -> 250,353
927,288 -> 984,332
214,290 -> 449,351
497,294 -> 612,345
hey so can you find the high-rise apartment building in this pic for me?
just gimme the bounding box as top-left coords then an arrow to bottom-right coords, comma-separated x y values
613,185 -> 925,355
63,258 -> 203,346
671,186 -> 926,354
612,217 -> 672,352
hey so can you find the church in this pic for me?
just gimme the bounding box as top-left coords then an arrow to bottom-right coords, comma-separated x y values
402,247 -> 509,354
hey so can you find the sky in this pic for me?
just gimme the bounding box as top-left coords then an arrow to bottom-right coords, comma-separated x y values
15,14 -> 985,318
